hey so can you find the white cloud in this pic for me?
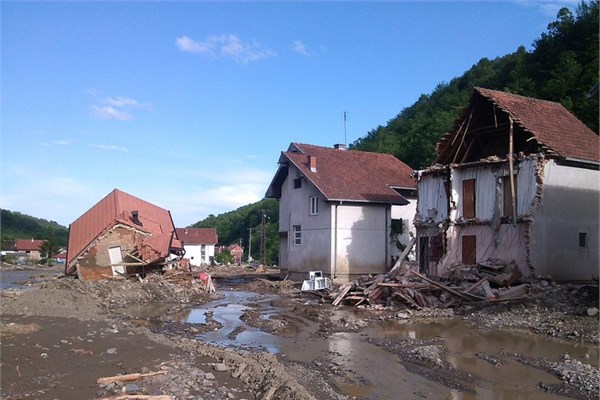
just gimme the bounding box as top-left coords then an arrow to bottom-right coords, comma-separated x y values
92,143 -> 129,152
92,105 -> 132,121
292,40 -> 311,57
176,34 -> 276,64
40,140 -> 72,147
91,96 -> 151,121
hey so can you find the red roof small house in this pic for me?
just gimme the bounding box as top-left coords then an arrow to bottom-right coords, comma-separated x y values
15,239 -> 44,261
266,143 -> 417,282
175,228 -> 218,266
415,88 -> 599,281
66,189 -> 184,281
227,244 -> 244,264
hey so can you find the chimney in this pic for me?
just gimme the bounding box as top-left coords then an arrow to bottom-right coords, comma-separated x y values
333,144 -> 346,150
309,155 -> 317,172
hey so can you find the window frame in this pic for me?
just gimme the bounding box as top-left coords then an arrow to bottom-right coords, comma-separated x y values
310,196 -> 319,215
293,225 -> 302,245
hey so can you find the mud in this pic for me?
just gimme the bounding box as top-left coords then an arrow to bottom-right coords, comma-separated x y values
1,264 -> 599,399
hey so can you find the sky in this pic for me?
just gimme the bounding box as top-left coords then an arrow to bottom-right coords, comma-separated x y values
1,0 -> 581,228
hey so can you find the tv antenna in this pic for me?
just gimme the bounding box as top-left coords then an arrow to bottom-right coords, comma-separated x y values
343,112 -> 347,146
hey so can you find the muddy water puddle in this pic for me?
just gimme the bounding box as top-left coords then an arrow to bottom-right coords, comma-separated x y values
0,268 -> 61,290
123,290 -> 595,399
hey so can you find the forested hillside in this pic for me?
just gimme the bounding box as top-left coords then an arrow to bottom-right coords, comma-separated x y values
1,209 -> 69,248
191,198 -> 279,264
351,1 -> 599,168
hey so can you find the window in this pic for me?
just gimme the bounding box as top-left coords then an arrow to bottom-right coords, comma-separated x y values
310,196 -> 319,215
293,225 -> 302,245
294,178 -> 302,189
579,232 -> 588,248
201,244 -> 206,260
463,179 -> 476,219
502,175 -> 517,218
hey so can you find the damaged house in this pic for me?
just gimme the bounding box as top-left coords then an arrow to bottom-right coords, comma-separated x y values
415,88 -> 599,281
266,143 -> 416,282
66,189 -> 184,281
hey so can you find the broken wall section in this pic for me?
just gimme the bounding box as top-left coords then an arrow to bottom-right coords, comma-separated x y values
416,156 -> 543,278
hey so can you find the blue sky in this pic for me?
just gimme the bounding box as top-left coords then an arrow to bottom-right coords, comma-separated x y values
1,0 -> 579,228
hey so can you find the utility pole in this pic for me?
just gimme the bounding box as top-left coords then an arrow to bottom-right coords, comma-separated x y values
247,227 -> 253,262
259,209 -> 267,265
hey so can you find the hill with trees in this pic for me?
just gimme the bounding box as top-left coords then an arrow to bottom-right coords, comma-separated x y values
190,198 -> 279,265
1,209 -> 69,249
350,1 -> 599,168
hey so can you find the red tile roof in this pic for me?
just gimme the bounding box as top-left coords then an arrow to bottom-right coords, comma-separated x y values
267,143 -> 416,204
175,228 -> 218,245
15,239 -> 44,251
66,189 -> 179,273
437,88 -> 599,163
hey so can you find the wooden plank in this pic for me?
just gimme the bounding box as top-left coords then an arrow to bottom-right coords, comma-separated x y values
409,270 -> 477,302
332,283 -> 354,306
463,278 -> 487,293
389,238 -> 416,274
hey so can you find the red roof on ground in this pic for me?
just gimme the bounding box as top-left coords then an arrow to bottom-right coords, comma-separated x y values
175,228 -> 218,245
66,189 -> 179,271
437,88 -> 599,163
267,143 -> 415,204
15,239 -> 44,251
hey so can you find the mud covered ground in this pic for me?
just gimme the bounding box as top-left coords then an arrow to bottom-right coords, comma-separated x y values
1,263 -> 598,400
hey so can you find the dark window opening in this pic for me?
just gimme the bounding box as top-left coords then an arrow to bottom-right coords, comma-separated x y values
502,175 -> 517,218
579,232 -> 588,248
294,178 -> 302,189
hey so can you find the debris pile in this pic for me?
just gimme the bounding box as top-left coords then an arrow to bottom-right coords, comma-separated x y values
331,259 -> 529,309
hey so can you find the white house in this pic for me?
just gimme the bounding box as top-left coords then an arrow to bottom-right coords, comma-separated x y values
175,228 -> 218,266
415,88 -> 599,281
266,143 -> 417,283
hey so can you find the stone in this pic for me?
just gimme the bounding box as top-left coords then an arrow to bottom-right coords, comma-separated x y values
123,383 -> 141,394
106,347 -> 118,354
213,363 -> 228,372
205,372 -> 216,380
586,307 -> 598,316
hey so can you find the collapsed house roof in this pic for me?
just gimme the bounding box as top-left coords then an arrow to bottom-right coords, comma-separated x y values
175,228 -> 218,246
266,143 -> 416,205
435,87 -> 599,165
66,188 -> 182,275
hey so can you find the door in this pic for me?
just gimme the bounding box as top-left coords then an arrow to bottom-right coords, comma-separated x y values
108,246 -> 125,275
418,236 -> 429,274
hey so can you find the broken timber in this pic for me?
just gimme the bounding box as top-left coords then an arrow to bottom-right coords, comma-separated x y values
330,261 -> 528,309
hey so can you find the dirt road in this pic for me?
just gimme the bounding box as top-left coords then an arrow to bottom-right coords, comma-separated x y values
1,264 -> 598,399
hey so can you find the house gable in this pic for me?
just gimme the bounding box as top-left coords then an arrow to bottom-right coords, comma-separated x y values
435,87 -> 599,165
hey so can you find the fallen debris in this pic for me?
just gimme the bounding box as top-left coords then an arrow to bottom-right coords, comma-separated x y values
97,370 -> 168,385
330,260 -> 529,309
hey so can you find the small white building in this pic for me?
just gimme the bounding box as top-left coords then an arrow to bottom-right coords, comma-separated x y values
415,88 -> 599,281
175,228 -> 218,266
266,143 -> 417,283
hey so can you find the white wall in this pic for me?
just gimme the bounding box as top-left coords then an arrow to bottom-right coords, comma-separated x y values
530,160 -> 599,280
278,166 -> 332,276
183,244 -> 215,266
415,174 -> 448,223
